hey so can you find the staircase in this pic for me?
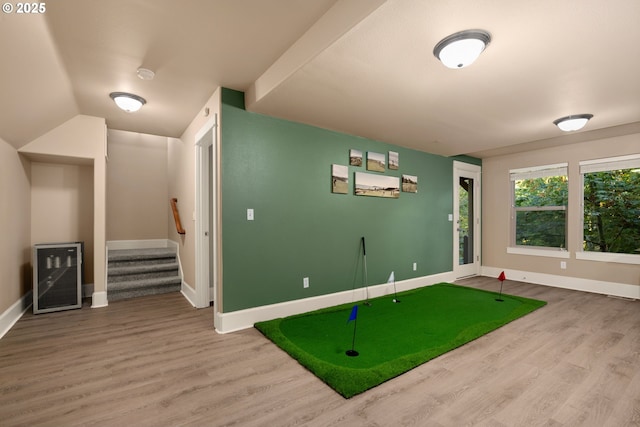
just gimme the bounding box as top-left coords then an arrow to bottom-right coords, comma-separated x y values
107,247 -> 182,301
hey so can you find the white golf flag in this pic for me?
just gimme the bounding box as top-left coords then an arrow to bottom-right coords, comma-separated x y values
387,271 -> 395,283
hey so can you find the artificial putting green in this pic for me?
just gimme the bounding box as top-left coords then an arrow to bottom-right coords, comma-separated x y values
254,283 -> 546,398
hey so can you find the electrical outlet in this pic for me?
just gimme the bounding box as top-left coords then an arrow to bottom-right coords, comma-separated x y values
303,277 -> 309,288
247,208 -> 254,221
413,262 -> 417,271
561,261 -> 567,269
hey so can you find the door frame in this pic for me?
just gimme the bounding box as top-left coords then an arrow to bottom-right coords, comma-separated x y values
194,115 -> 218,309
453,161 -> 482,278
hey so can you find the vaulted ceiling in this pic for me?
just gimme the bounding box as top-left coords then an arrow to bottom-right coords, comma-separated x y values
1,0 -> 639,157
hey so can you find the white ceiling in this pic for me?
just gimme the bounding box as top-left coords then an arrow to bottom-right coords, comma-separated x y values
1,0 -> 639,157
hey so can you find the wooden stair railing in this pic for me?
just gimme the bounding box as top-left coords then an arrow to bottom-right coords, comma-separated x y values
170,198 -> 186,235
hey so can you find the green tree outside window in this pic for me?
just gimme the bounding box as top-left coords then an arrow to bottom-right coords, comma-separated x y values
514,176 -> 568,248
583,169 -> 640,254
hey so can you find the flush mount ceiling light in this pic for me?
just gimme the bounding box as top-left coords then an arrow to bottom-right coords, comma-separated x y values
433,29 -> 491,69
109,92 -> 146,113
553,114 -> 593,131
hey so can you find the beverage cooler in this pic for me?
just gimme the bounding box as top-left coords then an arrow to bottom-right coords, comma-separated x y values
33,242 -> 83,314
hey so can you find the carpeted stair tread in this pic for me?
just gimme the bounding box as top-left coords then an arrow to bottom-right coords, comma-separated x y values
107,246 -> 181,302
108,248 -> 176,262
108,270 -> 180,284
108,275 -> 182,292
108,262 -> 179,277
108,283 -> 181,301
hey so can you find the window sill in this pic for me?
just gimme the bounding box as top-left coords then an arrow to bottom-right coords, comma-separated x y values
507,246 -> 570,258
576,251 -> 640,265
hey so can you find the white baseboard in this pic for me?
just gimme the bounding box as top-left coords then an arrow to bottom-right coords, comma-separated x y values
91,291 -> 108,308
214,271 -> 455,334
481,266 -> 640,300
181,281 -> 197,307
0,291 -> 32,340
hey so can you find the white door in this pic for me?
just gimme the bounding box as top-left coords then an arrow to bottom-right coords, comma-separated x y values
453,161 -> 481,278
195,115 -> 217,309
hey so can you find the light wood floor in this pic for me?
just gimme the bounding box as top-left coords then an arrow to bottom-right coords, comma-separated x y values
1,277 -> 639,426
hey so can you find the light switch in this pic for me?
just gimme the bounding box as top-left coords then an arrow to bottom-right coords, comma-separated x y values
448,214 -> 453,221
247,209 -> 254,221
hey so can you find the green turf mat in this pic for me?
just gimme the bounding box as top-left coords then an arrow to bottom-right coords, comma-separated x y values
255,283 -> 546,398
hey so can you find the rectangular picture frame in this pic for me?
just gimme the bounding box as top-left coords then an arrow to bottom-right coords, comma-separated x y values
349,149 -> 363,167
402,174 -> 418,193
388,151 -> 399,170
355,172 -> 399,198
331,164 -> 349,194
366,151 -> 386,172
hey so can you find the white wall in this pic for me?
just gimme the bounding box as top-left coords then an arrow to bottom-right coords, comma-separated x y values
0,138 -> 31,315
30,162 -> 94,284
19,115 -> 107,305
482,132 -> 640,290
168,88 -> 221,296
106,129 -> 169,241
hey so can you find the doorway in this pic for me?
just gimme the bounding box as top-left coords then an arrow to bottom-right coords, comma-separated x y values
453,161 -> 481,278
195,115 -> 218,309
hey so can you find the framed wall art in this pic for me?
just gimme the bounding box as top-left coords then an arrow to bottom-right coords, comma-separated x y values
349,149 -> 363,167
355,172 -> 399,198
402,174 -> 418,193
366,151 -> 385,172
331,164 -> 349,194
388,151 -> 399,170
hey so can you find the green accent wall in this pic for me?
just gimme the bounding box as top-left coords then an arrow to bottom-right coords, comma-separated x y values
221,88 -> 245,109
221,89 -> 480,312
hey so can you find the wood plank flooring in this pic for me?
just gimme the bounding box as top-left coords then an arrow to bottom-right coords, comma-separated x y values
1,277 -> 639,426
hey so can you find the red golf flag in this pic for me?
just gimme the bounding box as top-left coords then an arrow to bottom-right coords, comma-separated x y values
498,271 -> 506,282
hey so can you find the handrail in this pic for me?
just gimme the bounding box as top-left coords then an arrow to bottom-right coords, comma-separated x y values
170,198 -> 186,235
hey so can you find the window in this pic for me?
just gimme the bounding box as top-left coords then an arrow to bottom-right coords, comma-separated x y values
580,155 -> 640,256
510,164 -> 568,249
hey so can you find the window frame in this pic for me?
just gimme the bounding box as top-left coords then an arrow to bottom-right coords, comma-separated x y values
508,163 -> 570,257
578,154 -> 640,265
